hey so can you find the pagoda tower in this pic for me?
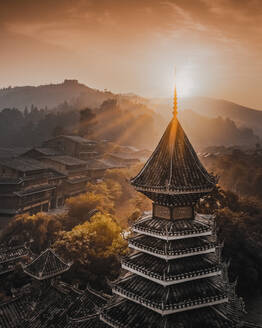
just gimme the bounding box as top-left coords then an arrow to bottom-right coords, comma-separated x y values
100,86 -> 245,327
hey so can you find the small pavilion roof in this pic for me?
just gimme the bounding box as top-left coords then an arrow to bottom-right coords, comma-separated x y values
131,118 -> 216,194
23,248 -> 71,280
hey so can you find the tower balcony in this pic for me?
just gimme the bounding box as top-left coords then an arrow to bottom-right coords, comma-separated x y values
122,253 -> 221,286
132,214 -> 214,241
128,235 -> 216,260
112,275 -> 228,315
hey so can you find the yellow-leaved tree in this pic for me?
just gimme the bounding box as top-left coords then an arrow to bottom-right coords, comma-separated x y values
64,192 -> 114,230
1,212 -> 63,253
53,212 -> 128,289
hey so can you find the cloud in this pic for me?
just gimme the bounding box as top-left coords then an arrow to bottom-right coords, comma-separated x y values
0,0 -> 261,108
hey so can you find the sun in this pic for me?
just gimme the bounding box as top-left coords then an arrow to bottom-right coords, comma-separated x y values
176,67 -> 194,98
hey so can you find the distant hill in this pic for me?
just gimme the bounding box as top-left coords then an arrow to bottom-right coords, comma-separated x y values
179,109 -> 259,150
0,79 -> 113,110
0,80 -> 260,150
149,96 -> 262,138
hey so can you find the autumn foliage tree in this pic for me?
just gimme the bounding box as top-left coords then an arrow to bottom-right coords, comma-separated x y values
65,192 -> 114,230
0,212 -> 63,253
53,212 -> 128,289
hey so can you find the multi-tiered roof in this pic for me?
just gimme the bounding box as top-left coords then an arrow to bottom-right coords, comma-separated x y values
100,87 -> 244,327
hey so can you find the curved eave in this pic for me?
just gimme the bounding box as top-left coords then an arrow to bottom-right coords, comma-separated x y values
132,220 -> 213,241
132,184 -> 214,195
132,227 -> 212,240
23,265 -> 71,280
112,285 -> 228,315
128,242 -> 216,260
122,261 -> 222,286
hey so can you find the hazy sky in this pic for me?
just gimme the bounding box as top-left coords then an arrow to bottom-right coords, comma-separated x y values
1,0 -> 262,109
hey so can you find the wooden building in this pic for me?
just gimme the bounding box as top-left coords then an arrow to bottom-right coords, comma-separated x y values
39,155 -> 89,200
42,135 -> 98,160
100,90 -> 245,327
0,158 -> 66,217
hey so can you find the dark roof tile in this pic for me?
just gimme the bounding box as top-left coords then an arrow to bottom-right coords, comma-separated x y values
23,248 -> 71,280
131,119 -> 216,194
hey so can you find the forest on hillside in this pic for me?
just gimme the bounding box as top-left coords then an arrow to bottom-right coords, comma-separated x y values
0,102 -> 259,152
0,99 -> 159,150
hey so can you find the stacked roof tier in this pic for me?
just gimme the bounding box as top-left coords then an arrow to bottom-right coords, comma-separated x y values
122,253 -> 221,286
130,119 -> 216,205
100,299 -> 236,328
129,234 -> 216,259
132,214 -> 213,240
112,274 -> 228,314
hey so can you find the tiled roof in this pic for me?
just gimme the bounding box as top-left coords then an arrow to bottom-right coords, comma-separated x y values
0,147 -> 30,159
23,248 -> 71,280
44,155 -> 87,166
129,235 -> 216,258
64,315 -> 109,328
0,245 -> 29,264
0,283 -> 79,328
131,119 -> 216,194
113,274 -> 227,313
86,159 -> 114,170
132,215 -> 213,239
122,253 -> 221,283
101,299 -> 236,328
0,296 -> 28,328
67,288 -> 107,320
0,158 -> 46,172
26,147 -> 63,156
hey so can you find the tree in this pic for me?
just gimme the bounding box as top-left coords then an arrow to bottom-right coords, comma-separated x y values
79,107 -> 96,137
0,212 -> 63,253
53,213 -> 128,289
65,192 -> 114,229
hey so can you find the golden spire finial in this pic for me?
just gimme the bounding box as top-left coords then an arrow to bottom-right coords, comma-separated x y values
173,86 -> 178,119
173,68 -> 178,119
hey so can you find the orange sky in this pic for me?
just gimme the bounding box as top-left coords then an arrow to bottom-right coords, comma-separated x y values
1,0 -> 262,109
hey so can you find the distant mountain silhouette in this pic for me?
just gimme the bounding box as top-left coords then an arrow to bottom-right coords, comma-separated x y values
180,109 -> 259,149
0,80 -> 112,110
149,96 -> 262,138
0,80 -> 260,149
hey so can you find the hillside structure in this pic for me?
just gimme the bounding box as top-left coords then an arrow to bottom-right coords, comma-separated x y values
100,87 -> 245,327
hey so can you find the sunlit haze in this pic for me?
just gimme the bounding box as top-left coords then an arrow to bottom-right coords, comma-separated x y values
1,0 -> 262,109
